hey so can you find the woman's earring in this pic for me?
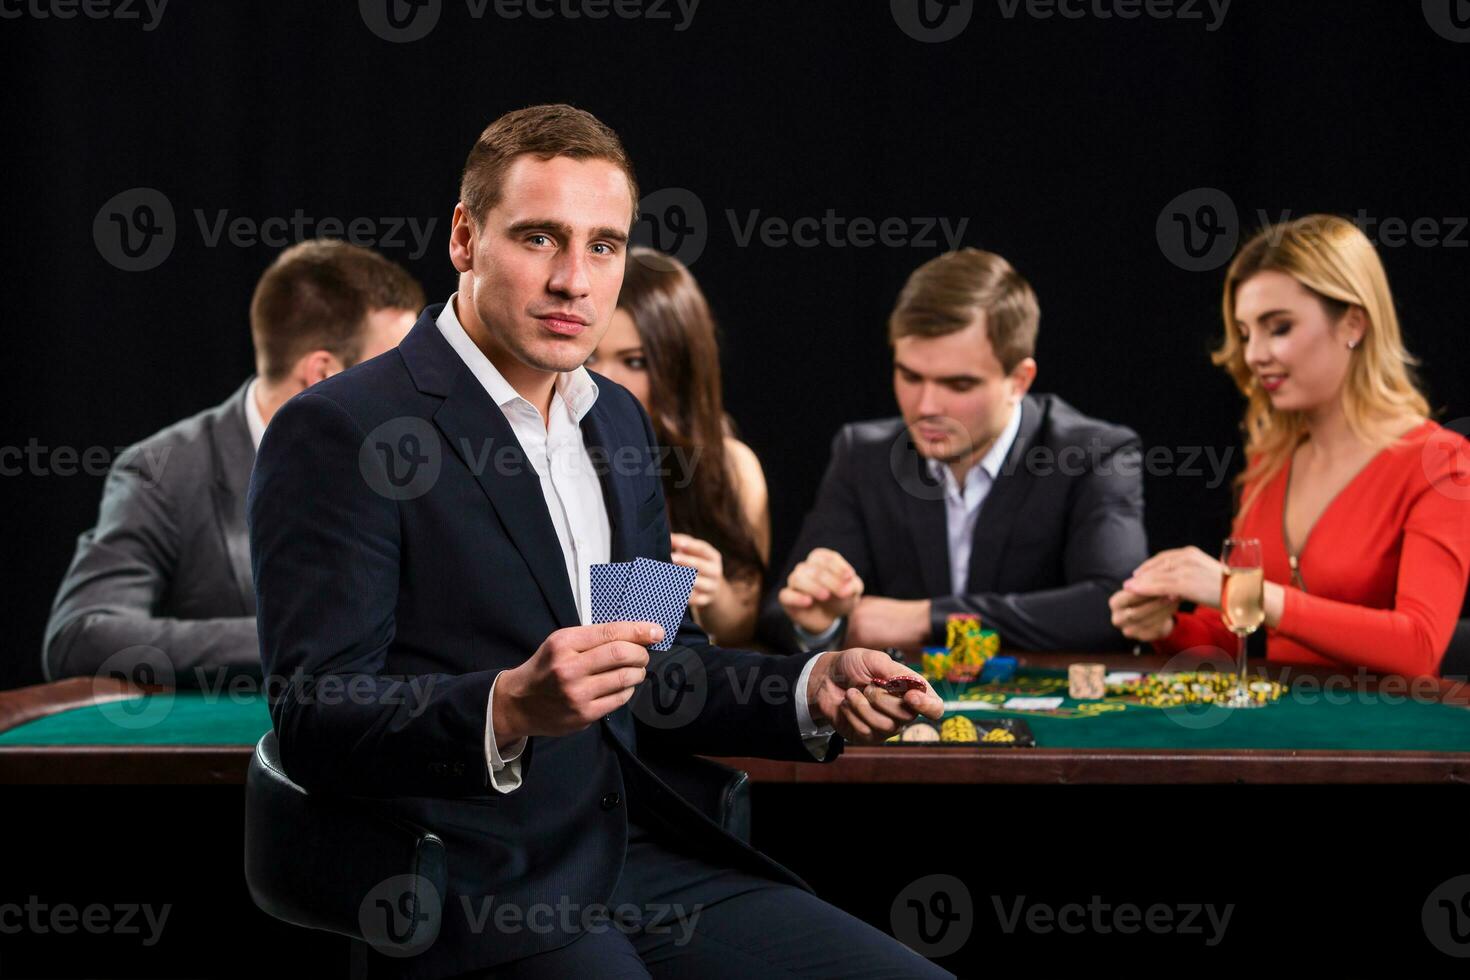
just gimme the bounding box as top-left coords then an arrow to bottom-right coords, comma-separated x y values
1347,339 -> 1359,350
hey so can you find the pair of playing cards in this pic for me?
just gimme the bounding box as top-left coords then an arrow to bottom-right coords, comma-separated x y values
589,557 -> 697,651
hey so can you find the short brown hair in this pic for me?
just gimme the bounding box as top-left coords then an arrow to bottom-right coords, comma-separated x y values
888,248 -> 1040,372
459,103 -> 639,226
249,239 -> 425,383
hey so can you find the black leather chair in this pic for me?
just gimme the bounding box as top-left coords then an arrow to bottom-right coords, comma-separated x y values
243,731 -> 752,977
1441,620 -> 1470,680
244,731 -> 447,976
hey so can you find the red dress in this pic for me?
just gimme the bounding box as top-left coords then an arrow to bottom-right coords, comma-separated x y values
1156,420 -> 1470,678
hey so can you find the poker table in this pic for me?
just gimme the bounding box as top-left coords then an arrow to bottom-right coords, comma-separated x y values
4,653 -> 1469,785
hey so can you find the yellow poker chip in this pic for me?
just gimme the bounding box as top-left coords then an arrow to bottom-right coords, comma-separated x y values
940,715 -> 979,743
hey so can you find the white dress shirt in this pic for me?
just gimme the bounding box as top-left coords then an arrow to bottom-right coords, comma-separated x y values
244,378 -> 267,450
927,398 -> 1024,595
434,297 -> 831,794
794,400 -> 1024,650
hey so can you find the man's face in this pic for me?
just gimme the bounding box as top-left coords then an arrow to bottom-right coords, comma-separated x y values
450,154 -> 632,376
893,317 -> 1033,465
356,307 -> 418,363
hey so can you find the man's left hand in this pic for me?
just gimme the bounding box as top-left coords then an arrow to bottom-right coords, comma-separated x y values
846,596 -> 932,652
805,648 -> 943,744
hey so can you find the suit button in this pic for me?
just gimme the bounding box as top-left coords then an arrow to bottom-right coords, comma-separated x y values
600,792 -> 621,811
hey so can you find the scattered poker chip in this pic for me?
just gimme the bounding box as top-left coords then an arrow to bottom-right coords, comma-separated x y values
873,675 -> 927,696
940,715 -> 979,743
1104,671 -> 1288,707
899,721 -> 941,742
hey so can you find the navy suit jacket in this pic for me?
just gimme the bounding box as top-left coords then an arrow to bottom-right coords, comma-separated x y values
248,307 -> 838,977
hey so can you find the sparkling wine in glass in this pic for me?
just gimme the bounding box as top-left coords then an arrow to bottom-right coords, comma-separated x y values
1220,538 -> 1264,708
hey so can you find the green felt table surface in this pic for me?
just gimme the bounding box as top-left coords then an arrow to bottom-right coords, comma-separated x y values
3,670 -> 1470,752
0,691 -> 272,746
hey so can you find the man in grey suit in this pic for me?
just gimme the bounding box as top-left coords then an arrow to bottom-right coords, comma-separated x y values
760,248 -> 1148,654
43,239 -> 424,685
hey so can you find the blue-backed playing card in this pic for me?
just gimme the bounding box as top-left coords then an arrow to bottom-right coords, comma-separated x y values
588,557 -> 696,652
589,562 -> 632,625
621,557 -> 697,651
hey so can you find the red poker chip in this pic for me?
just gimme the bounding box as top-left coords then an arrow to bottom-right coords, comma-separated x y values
874,675 -> 927,696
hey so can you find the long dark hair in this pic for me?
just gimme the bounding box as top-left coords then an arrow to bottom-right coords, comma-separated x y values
617,248 -> 764,584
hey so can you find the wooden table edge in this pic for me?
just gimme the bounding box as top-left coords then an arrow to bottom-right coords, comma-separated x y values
3,744 -> 1468,785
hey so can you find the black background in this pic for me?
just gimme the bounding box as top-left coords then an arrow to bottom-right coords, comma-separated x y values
2,3 -> 1468,974
3,0 -> 1469,691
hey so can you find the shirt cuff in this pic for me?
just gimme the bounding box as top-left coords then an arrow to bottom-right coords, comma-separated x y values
794,651 -> 837,759
792,616 -> 844,653
485,671 -> 526,793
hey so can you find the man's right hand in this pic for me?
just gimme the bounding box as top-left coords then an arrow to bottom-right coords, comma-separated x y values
778,547 -> 864,635
493,621 -> 661,743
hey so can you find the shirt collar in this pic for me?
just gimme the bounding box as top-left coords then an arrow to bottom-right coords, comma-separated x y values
244,377 -> 266,451
435,294 -> 600,422
926,397 -> 1024,488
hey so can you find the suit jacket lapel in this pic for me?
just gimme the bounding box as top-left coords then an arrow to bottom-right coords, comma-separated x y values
397,310 -> 583,629
212,379 -> 258,615
967,397 -> 1042,594
894,430 -> 951,600
433,367 -> 582,629
579,397 -> 639,563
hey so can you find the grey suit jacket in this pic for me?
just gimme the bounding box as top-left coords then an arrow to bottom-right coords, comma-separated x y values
43,380 -> 261,685
759,393 -> 1149,652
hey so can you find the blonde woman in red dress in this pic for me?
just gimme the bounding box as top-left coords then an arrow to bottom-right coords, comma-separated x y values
1110,214 -> 1469,678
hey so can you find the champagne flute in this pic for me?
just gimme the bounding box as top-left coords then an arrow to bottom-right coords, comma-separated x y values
1220,538 -> 1265,708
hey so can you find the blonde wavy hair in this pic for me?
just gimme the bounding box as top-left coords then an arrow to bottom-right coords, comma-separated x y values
1213,214 -> 1429,517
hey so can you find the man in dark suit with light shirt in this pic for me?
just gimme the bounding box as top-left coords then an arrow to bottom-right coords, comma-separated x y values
249,104 -> 949,978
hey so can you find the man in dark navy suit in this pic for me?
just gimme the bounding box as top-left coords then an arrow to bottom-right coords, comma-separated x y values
248,104 -> 948,979
761,248 -> 1148,655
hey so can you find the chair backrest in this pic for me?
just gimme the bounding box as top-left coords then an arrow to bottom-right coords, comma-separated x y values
1441,620 -> 1470,680
243,731 -> 447,957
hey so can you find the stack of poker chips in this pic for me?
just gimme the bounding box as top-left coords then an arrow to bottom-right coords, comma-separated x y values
937,614 -> 999,682
1067,663 -> 1106,700
939,715 -> 979,743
